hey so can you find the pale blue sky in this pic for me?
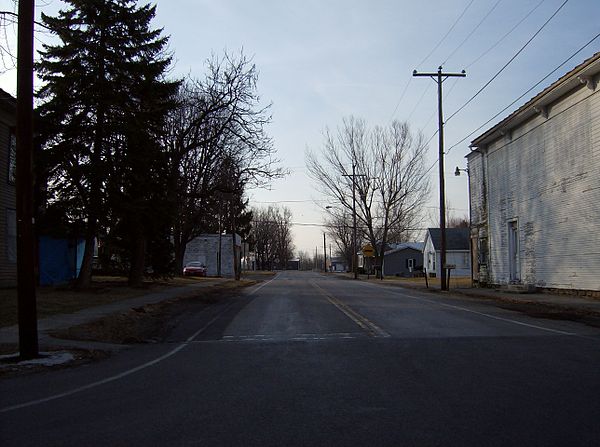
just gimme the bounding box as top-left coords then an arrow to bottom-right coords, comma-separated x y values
1,0 -> 598,254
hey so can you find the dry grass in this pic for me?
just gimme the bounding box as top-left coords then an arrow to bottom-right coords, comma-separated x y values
376,275 -> 473,289
0,275 -> 225,328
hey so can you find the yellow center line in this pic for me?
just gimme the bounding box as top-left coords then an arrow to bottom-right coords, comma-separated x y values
311,281 -> 390,338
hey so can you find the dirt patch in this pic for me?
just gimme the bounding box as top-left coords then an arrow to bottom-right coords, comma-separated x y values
0,276 -> 226,328
1,280 -> 256,378
49,281 -> 255,344
494,300 -> 600,328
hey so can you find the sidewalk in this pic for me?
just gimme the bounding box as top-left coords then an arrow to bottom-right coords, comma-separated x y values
0,280 -> 227,350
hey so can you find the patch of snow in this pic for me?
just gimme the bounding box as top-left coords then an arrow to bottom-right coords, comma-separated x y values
0,351 -> 75,368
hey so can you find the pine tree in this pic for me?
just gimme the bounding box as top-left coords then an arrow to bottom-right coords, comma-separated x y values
37,1 -> 178,287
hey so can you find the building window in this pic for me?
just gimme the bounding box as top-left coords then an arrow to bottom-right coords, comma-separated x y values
6,208 -> 17,263
8,129 -> 16,184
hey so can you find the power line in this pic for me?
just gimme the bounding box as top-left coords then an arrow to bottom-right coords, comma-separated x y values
388,77 -> 413,124
445,0 -> 571,124
445,31 -> 600,155
416,0 -> 475,68
418,0 -> 547,138
406,82 -> 432,122
390,0 -> 474,123
251,199 -> 328,204
465,0 -> 547,69
442,0 -> 503,66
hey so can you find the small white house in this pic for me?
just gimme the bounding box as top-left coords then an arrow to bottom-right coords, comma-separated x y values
423,228 -> 471,278
468,52 -> 600,293
184,233 -> 241,278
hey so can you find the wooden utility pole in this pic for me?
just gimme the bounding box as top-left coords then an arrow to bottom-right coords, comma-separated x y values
343,163 -> 366,280
323,232 -> 327,272
16,0 -> 38,358
413,66 -> 466,291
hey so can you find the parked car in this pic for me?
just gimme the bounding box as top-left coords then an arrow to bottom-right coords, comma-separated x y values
183,261 -> 206,277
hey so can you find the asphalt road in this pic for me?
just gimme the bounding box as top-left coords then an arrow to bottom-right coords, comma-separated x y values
2,271 -> 600,446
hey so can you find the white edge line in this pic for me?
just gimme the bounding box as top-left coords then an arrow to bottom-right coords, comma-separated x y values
354,281 -> 578,337
0,277 -> 270,414
246,273 -> 278,296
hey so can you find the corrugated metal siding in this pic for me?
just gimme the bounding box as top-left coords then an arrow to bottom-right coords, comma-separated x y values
472,83 -> 600,290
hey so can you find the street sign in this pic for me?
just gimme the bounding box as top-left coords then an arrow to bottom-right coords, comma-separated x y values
362,244 -> 375,257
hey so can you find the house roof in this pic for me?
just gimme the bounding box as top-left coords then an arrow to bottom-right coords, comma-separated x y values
384,242 -> 424,256
426,228 -> 469,251
0,87 -> 17,115
469,51 -> 600,152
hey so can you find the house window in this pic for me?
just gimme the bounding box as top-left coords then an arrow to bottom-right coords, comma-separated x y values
7,129 -> 16,184
6,208 -> 16,263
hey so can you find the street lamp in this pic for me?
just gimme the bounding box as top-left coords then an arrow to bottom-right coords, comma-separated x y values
455,166 -> 469,176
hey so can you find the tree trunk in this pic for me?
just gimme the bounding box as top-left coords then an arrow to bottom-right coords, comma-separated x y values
173,231 -> 185,275
173,222 -> 191,275
376,253 -> 384,280
76,216 -> 97,289
128,232 -> 146,287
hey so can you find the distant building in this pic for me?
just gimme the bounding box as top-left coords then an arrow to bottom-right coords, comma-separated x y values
383,242 -> 424,277
468,52 -> 600,293
330,256 -> 348,273
423,228 -> 471,278
286,259 -> 300,270
184,234 -> 241,278
0,89 -> 16,287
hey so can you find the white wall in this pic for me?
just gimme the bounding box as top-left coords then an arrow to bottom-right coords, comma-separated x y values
184,234 -> 237,278
470,80 -> 600,290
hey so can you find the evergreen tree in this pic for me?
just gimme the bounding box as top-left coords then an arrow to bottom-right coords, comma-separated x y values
37,1 -> 178,287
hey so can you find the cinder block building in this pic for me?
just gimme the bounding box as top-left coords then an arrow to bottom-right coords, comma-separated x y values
184,233 -> 241,278
468,52 -> 600,294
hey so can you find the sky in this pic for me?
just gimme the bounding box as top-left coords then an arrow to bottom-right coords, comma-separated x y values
1,0 -> 599,255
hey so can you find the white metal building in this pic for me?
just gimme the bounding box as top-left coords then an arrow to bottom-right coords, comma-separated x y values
467,52 -> 600,293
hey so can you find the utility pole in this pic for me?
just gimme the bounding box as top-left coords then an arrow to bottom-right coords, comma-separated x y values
413,66 -> 466,291
343,163 -> 366,280
16,0 -> 38,359
323,232 -> 327,272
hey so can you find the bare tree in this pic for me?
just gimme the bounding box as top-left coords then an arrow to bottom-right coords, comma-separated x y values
447,214 -> 469,228
427,199 -> 470,229
307,116 -> 430,277
324,210 -> 355,270
251,205 -> 294,270
162,51 -> 284,272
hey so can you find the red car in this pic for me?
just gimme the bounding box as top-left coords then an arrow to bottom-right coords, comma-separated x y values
183,261 -> 207,277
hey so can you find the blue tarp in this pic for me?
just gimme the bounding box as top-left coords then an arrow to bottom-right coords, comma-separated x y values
38,236 -> 85,286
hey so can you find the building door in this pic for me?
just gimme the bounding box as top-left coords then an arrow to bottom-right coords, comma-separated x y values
508,220 -> 519,282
